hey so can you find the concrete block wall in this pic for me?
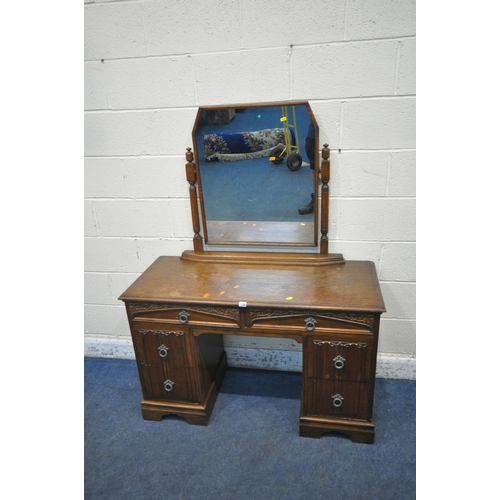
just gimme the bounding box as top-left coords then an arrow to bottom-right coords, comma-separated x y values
84,0 -> 416,377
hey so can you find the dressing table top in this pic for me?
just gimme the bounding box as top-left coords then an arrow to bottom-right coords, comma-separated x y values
119,256 -> 385,313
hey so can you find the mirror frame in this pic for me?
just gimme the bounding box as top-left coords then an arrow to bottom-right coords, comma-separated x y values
185,101 -> 332,256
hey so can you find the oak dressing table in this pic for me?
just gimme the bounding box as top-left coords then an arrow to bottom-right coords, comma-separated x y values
119,102 -> 385,443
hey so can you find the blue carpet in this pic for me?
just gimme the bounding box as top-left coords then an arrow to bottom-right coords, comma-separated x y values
85,357 -> 415,499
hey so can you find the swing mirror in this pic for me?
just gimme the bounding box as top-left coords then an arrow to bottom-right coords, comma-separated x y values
191,101 -> 319,248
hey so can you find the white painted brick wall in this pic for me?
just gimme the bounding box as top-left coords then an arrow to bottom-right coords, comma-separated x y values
84,2 -> 148,60
239,0 -> 346,48
104,57 -> 196,109
388,151 -> 416,196
193,48 -> 292,105
292,41 -> 399,99
142,0 -> 242,55
84,0 -> 416,363
345,0 -> 416,39
341,98 -> 416,149
331,152 -> 389,197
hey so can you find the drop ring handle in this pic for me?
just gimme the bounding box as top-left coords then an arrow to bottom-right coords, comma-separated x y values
332,394 -> 344,408
333,355 -> 345,370
305,317 -> 317,332
178,310 -> 190,324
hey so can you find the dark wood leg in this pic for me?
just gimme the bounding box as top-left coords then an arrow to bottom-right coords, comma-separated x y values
183,414 -> 210,426
141,407 -> 210,425
299,425 -> 323,439
349,429 -> 375,444
300,423 -> 375,443
141,408 -> 165,421
299,416 -> 375,444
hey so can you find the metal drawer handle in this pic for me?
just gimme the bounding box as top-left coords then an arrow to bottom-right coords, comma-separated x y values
305,317 -> 317,332
158,345 -> 169,358
164,379 -> 174,392
332,394 -> 344,408
333,355 -> 345,370
178,310 -> 190,324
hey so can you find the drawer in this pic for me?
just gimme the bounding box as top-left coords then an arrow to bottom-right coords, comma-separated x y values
129,302 -> 241,329
304,334 -> 374,382
304,379 -> 371,420
132,324 -> 197,402
248,309 -> 375,333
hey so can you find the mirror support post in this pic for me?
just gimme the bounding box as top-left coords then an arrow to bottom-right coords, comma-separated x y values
185,147 -> 203,252
320,145 -> 330,254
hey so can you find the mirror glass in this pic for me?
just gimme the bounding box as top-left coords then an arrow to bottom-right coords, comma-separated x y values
193,102 -> 318,247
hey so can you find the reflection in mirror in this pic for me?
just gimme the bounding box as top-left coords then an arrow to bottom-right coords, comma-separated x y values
193,102 -> 318,247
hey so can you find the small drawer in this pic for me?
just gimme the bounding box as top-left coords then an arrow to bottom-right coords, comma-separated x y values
134,325 -> 190,368
129,302 -> 241,329
248,309 -> 374,333
304,334 -> 374,382
132,324 -> 197,402
304,379 -> 371,420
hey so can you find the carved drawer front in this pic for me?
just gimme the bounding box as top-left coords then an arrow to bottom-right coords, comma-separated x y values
248,309 -> 374,333
132,325 -> 197,403
129,303 -> 241,329
305,334 -> 374,382
305,379 -> 371,420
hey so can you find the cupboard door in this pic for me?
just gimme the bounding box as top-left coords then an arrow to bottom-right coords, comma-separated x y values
132,325 -> 197,403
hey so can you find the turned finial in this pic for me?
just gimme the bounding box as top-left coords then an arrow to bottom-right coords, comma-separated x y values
322,144 -> 330,160
185,147 -> 194,162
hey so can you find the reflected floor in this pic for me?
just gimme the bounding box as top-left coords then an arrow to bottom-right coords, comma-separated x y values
200,159 -> 315,222
206,220 -> 315,245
